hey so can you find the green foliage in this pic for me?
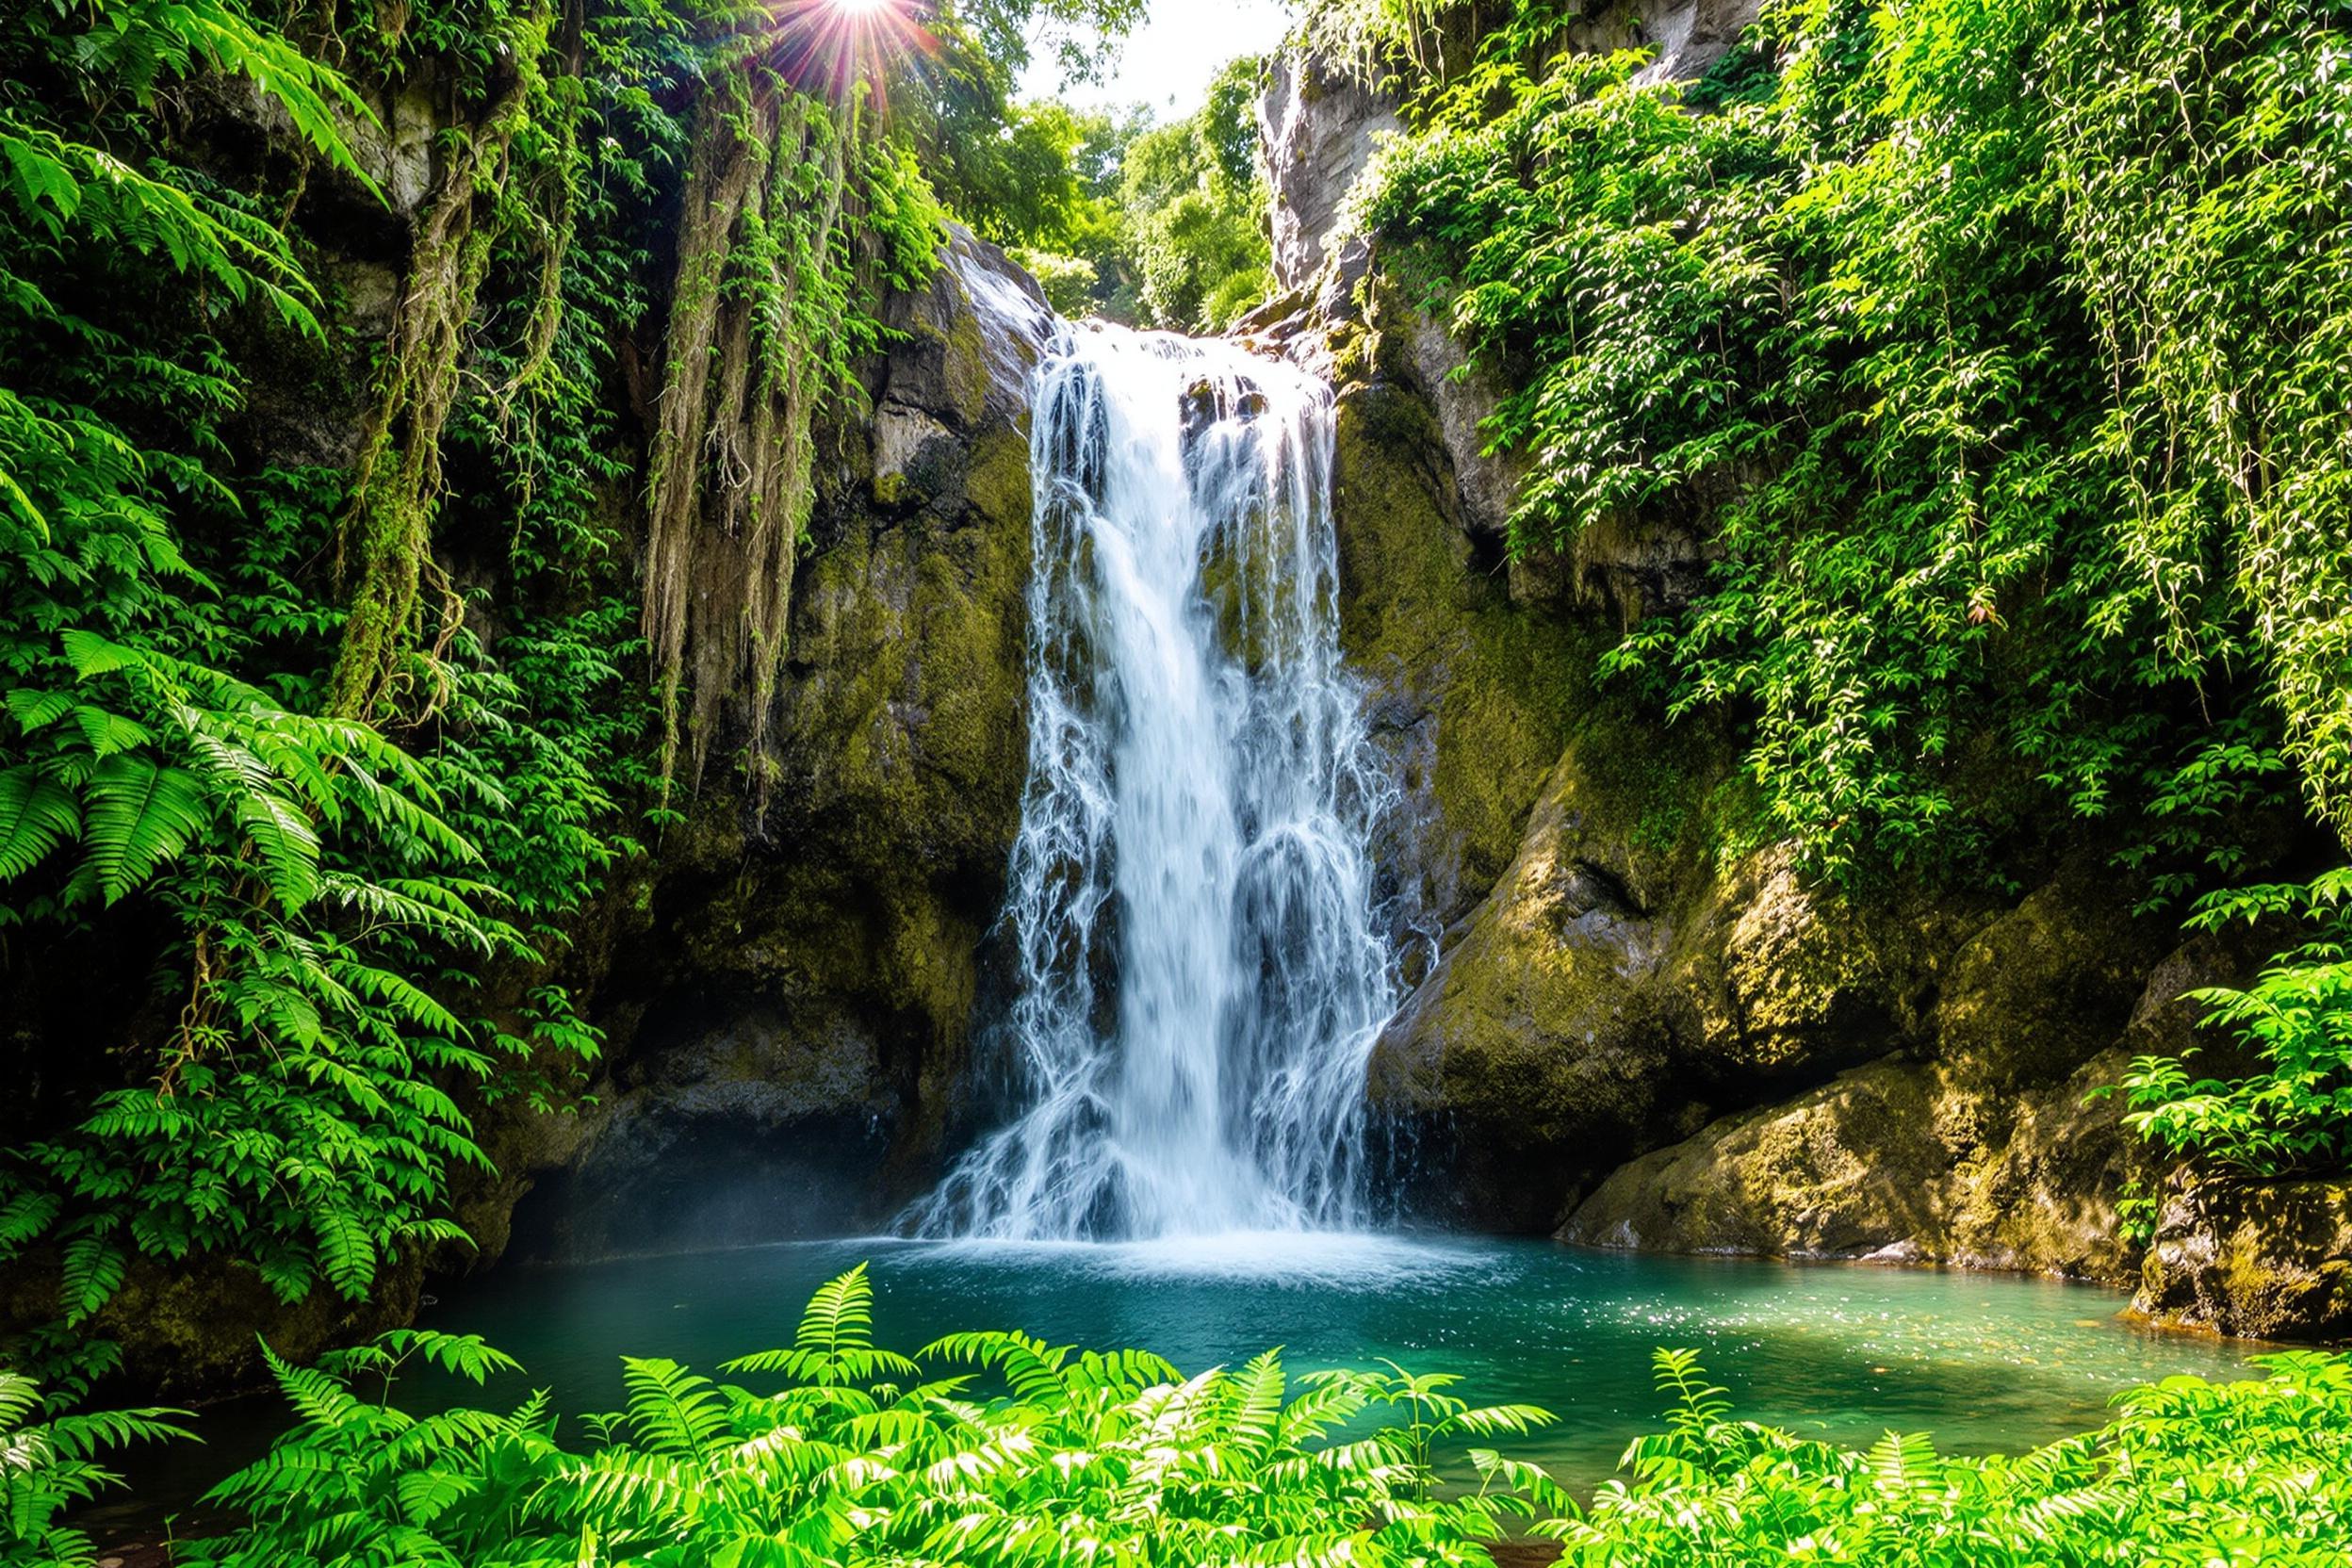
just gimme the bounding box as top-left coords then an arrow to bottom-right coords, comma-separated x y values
2112,871 -> 2352,1178
0,0 -> 961,1367
29,1279 -> 2352,1566
0,0 -> 600,1346
1115,57 -> 1276,333
1364,0 -> 2352,1177
1297,0 -> 1448,82
936,44 -> 1271,333
183,1266 -> 1559,1568
1365,0 -> 2344,890
1542,1347 -> 2352,1565
0,1370 -> 187,1568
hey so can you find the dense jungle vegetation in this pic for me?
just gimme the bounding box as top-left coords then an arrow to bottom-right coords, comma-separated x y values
1355,0 -> 2352,1199
4,0 -> 2352,1560
0,0 -> 1249,1399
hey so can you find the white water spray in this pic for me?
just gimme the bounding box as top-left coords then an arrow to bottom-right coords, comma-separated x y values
907,323 -> 1396,1241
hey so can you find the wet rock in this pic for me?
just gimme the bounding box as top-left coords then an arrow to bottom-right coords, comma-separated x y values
1368,748 -> 1684,1230
509,999 -> 901,1259
1560,1047 -> 2148,1282
493,230 -> 1053,1260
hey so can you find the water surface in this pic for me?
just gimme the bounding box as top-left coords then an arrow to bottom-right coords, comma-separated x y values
421,1234 -> 2262,1490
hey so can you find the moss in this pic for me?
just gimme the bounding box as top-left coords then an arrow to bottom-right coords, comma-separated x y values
756,416 -> 1034,1048
1331,383 -> 1581,891
963,428 -> 1032,530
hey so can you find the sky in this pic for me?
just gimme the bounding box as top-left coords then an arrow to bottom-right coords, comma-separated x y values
1016,0 -> 1297,118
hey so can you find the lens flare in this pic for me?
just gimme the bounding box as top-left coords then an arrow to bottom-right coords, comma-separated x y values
762,0 -> 933,103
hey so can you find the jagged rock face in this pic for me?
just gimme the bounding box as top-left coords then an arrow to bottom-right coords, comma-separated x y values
1330,369 -> 1584,942
502,233 -> 1053,1259
1259,52 -> 1399,299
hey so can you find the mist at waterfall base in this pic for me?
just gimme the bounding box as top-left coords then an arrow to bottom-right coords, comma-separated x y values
906,322 -> 1396,1241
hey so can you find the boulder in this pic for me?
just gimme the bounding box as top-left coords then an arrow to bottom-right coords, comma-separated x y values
2136,1180 -> 2352,1342
1560,905 -> 2267,1283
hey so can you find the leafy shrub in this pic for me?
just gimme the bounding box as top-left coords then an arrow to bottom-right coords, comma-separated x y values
0,1371 -> 185,1568
1116,57 -> 1278,334
1364,0 -> 2349,888
0,0 -> 938,1370
1552,1347 -> 2352,1565
2113,870 -> 2352,1178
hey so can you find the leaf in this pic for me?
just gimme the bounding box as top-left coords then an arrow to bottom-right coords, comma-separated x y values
5,689 -> 75,732
311,1200 -> 379,1298
70,704 -> 155,759
81,756 -> 207,904
61,1234 -> 126,1324
58,629 -> 144,679
236,790 -> 320,911
0,767 -> 80,879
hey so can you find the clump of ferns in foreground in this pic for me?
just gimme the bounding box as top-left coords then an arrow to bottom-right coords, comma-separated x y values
14,1268 -> 2352,1567
181,1266 -> 1560,1568
1362,0 -> 2352,1187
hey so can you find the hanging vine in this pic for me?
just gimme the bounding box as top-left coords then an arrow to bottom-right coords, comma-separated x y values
642,62 -> 875,802
327,0 -> 580,720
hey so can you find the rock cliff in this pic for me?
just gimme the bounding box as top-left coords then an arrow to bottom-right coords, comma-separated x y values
496,233 -> 1054,1261
1266,10 -> 2336,1339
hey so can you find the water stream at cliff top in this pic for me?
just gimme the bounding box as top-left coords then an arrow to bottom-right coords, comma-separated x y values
905,324 -> 1395,1240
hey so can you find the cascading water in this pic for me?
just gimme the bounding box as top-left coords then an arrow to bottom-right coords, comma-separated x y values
906,321 -> 1396,1242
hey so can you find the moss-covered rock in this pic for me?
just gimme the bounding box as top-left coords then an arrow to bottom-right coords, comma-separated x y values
2134,1179 -> 2352,1342
489,233 -> 1054,1261
1560,1047 -> 2148,1282
1367,743 -> 1943,1230
1559,884 -> 2262,1282
1330,368 -> 1584,931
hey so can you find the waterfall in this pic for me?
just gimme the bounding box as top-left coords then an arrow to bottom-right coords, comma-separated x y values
906,322 -> 1396,1242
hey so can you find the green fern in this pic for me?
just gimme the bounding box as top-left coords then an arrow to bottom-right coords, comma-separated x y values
155,1282 -> 2352,1568
0,768 -> 76,879
0,1370 -> 187,1568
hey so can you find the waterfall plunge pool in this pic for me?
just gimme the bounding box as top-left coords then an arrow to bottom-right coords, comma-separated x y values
404,1233 -> 2261,1492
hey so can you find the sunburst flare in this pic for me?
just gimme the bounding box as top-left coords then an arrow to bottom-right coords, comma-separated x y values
761,0 -> 934,103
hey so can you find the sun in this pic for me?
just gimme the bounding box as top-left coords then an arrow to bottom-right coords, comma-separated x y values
762,0 -> 932,102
